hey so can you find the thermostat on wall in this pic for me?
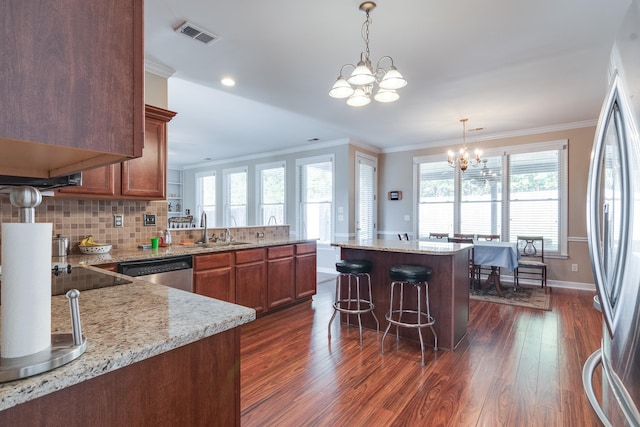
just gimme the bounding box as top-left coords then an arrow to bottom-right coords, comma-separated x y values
388,191 -> 402,201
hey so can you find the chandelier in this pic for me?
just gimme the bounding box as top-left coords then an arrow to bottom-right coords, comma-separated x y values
447,118 -> 482,171
329,2 -> 407,107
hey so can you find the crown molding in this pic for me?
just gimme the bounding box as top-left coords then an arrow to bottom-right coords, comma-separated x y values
145,58 -> 176,79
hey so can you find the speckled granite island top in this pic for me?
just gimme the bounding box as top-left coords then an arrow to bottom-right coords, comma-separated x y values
331,239 -> 472,255
0,267 -> 256,411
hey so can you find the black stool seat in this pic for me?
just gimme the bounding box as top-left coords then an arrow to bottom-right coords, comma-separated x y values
389,264 -> 432,283
336,259 -> 373,275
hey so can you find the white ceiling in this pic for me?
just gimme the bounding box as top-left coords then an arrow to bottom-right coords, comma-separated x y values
144,0 -> 631,169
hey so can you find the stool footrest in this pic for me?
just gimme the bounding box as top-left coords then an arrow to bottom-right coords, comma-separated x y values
385,310 -> 435,328
333,299 -> 375,314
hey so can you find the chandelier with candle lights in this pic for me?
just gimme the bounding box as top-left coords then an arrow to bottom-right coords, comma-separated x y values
448,118 -> 482,171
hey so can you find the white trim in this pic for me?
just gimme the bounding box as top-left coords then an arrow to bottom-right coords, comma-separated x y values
295,154 -> 335,244
145,58 -> 175,78
568,236 -> 589,243
355,151 -> 378,240
384,121 -> 595,154
255,161 -> 287,226
222,166 -> 248,227
184,138 -> 350,169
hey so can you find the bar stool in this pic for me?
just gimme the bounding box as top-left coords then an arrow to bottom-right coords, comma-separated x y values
328,259 -> 379,346
381,264 -> 437,366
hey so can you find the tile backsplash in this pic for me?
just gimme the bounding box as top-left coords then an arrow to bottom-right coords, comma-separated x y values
0,196 -> 290,257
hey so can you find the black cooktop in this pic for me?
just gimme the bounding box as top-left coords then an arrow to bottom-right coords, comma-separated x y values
51,267 -> 132,296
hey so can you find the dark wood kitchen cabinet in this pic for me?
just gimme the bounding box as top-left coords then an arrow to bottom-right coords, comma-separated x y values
295,242 -> 317,299
235,248 -> 267,314
267,245 -> 296,310
193,253 -> 235,303
58,106 -> 175,200
0,330 -> 241,427
0,0 -> 144,178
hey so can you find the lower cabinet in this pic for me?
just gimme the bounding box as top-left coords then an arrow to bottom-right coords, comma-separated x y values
295,242 -> 317,299
193,252 -> 235,303
235,248 -> 267,314
0,330 -> 241,427
267,245 -> 295,310
192,242 -> 317,315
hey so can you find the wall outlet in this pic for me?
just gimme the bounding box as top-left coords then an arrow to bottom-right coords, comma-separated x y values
256,231 -> 265,238
113,214 -> 124,228
144,214 -> 156,226
571,264 -> 578,272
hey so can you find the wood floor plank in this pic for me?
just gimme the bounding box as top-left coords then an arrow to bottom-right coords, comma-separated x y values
240,283 -> 603,426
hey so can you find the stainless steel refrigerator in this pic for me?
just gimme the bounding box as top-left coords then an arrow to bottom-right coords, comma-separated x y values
583,0 -> 640,425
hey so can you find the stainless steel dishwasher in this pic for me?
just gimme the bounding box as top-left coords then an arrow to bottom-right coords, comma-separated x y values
117,255 -> 193,292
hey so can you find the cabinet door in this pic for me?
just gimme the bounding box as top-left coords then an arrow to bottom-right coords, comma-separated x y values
295,253 -> 317,299
194,268 -> 234,303
267,246 -> 295,309
236,261 -> 267,314
58,164 -> 118,196
121,106 -> 174,199
0,0 -> 144,177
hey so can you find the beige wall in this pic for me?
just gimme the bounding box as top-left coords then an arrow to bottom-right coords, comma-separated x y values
378,126 -> 597,286
144,71 -> 168,109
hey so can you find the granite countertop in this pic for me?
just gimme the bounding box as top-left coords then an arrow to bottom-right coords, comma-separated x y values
331,239 -> 472,255
69,239 -> 316,266
0,267 -> 256,411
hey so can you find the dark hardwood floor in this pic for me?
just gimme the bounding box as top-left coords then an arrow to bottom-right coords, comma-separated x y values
240,278 -> 603,426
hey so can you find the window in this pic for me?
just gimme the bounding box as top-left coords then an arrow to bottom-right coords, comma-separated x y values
297,155 -> 334,244
415,140 -> 567,255
256,162 -> 286,225
223,167 -> 247,227
195,171 -> 216,227
356,153 -> 377,240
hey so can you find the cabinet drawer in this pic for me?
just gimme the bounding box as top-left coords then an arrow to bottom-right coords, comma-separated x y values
194,252 -> 233,270
296,242 -> 316,255
235,248 -> 265,264
268,245 -> 294,259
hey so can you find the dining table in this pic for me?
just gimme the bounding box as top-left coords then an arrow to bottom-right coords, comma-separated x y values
473,240 -> 520,297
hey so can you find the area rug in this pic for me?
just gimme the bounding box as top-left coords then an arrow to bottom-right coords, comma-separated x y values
470,284 -> 552,311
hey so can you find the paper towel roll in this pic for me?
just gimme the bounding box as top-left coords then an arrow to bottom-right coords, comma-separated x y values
1,223 -> 52,358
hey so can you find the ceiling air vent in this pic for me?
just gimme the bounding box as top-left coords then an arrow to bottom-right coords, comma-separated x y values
175,21 -> 219,45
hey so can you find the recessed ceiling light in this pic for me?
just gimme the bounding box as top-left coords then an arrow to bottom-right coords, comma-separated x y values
221,77 -> 235,87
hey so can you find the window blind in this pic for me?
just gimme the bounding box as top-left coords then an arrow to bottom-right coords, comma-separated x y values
299,160 -> 333,243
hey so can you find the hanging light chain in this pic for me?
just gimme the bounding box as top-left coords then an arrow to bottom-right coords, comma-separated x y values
363,10 -> 371,62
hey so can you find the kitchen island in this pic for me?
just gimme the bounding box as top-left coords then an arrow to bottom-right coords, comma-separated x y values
332,239 -> 472,351
0,268 -> 255,426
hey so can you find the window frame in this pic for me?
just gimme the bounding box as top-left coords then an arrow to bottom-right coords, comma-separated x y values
413,140 -> 568,256
295,154 -> 335,245
195,171 -> 216,228
255,160 -> 287,226
222,166 -> 248,227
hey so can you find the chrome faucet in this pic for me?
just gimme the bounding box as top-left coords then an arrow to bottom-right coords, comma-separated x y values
200,211 -> 209,243
267,215 -> 277,225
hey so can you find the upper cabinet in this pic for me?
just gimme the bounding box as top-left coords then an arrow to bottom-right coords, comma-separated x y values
58,106 -> 176,200
0,0 -> 144,178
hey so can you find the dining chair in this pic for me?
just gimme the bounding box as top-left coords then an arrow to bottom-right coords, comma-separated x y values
514,236 -> 547,288
447,237 -> 476,290
429,232 -> 449,240
454,233 -> 475,239
476,234 -> 500,241
475,234 -> 501,284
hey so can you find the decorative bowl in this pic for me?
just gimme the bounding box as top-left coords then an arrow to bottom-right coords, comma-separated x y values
78,244 -> 112,254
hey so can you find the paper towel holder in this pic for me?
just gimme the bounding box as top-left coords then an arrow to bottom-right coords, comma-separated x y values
0,289 -> 87,383
0,186 -> 87,383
